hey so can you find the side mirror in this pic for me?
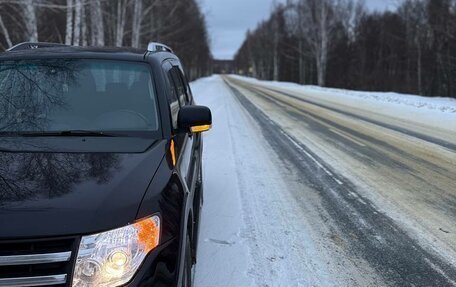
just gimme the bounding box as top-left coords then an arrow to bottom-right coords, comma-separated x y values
177,105 -> 212,133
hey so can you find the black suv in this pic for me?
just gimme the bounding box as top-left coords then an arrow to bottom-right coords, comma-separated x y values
0,42 -> 211,287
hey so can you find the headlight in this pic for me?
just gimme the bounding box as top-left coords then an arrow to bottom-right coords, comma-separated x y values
72,215 -> 160,287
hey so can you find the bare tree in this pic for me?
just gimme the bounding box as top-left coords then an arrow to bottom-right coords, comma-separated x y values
90,0 -> 104,46
80,0 -> 87,46
285,1 -> 315,83
235,0 -> 456,98
72,0 -> 83,45
0,15 -> 12,47
0,0 -> 212,79
115,0 -> 128,46
22,0 -> 38,41
65,0 -> 73,45
131,0 -> 143,48
298,0 -> 343,86
272,9 -> 281,81
399,0 -> 428,95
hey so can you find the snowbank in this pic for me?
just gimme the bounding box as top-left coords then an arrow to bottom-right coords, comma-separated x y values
230,75 -> 456,114
229,75 -> 456,142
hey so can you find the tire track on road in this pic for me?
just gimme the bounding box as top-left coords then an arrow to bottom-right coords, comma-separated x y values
224,78 -> 456,287
230,78 -> 456,215
261,85 -> 456,151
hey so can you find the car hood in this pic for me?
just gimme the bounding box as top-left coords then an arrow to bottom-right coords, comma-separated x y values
0,138 -> 167,239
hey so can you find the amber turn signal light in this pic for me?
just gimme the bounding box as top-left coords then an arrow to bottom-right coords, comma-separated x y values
170,139 -> 177,166
191,124 -> 212,133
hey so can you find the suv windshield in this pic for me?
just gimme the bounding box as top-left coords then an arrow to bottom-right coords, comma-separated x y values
0,59 -> 159,135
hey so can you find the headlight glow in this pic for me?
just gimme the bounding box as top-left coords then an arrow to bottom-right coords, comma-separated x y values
72,215 -> 160,287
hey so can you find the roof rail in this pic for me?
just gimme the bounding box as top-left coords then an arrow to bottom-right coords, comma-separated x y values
147,42 -> 173,53
7,42 -> 68,52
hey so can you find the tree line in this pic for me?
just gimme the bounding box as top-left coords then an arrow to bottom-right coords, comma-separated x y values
234,0 -> 456,98
0,0 -> 212,80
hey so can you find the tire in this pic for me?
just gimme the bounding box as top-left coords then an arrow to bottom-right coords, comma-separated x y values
182,235 -> 192,287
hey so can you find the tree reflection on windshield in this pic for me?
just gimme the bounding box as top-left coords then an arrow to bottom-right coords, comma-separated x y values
0,59 -> 159,133
0,59 -> 79,132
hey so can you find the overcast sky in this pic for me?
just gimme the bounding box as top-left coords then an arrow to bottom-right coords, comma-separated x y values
202,0 -> 398,60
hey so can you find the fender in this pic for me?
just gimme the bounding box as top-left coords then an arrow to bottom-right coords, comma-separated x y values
175,171 -> 194,287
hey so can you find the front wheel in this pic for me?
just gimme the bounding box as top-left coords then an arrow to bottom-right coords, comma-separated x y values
182,236 -> 193,287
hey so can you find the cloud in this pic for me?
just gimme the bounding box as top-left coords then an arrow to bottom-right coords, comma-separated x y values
203,0 -> 281,59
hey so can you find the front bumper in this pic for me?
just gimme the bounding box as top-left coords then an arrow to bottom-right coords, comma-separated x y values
123,239 -> 179,287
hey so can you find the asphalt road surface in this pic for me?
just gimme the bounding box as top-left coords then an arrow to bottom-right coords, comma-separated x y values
218,76 -> 456,286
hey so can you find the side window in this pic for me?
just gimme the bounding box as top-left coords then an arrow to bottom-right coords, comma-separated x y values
165,66 -> 180,130
169,66 -> 192,106
176,68 -> 193,105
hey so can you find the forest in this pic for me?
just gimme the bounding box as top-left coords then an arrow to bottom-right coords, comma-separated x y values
234,0 -> 456,98
0,0 -> 212,80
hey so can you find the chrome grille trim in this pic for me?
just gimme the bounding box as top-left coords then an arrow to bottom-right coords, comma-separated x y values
0,274 -> 67,287
0,251 -> 71,266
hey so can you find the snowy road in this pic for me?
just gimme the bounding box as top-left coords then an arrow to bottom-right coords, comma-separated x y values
191,75 -> 456,287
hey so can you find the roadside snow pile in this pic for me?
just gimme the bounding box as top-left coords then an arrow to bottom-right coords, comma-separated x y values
302,86 -> 456,114
230,75 -> 456,114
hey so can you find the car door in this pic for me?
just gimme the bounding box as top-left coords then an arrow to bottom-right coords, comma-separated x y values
163,61 -> 194,189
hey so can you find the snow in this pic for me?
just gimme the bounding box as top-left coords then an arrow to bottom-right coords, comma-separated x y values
191,75 -> 327,286
190,75 -> 456,286
229,75 -> 456,139
230,75 -> 456,114
190,76 -> 252,286
190,76 -> 381,287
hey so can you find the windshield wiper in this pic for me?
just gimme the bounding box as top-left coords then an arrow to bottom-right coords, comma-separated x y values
18,130 -> 120,137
